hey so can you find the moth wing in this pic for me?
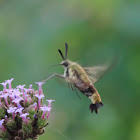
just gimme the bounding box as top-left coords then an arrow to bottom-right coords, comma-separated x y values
83,65 -> 108,84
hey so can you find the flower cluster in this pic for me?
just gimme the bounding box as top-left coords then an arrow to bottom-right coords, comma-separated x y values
0,78 -> 55,140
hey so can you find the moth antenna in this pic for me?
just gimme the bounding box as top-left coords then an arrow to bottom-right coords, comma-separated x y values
65,42 -> 68,59
58,49 -> 65,60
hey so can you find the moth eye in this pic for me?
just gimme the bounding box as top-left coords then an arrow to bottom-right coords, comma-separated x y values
64,62 -> 68,67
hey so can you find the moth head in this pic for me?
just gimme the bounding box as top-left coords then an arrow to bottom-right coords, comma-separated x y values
60,60 -> 72,67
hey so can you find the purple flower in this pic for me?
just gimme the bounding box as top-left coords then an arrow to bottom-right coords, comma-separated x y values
7,107 -> 17,119
0,93 -> 9,106
20,113 -> 29,124
25,94 -> 29,103
46,100 -> 55,108
35,94 -> 44,108
12,97 -> 23,106
0,119 -> 5,132
16,85 -> 25,90
0,82 -> 7,91
0,119 -> 4,126
5,78 -> 14,89
46,100 -> 55,119
15,107 -> 24,115
29,84 -> 32,89
24,88 -> 31,102
6,89 -> 13,94
0,78 -> 55,139
10,90 -> 22,97
9,90 -> 22,101
33,102 -> 38,111
16,85 -> 25,97
35,82 -> 45,95
40,105 -> 51,119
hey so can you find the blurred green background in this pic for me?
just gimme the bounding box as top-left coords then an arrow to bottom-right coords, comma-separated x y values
0,0 -> 140,140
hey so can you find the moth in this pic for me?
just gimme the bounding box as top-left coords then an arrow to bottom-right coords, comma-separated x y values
44,43 -> 114,114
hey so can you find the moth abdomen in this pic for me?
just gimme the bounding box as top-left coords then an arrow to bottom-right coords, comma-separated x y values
89,102 -> 104,114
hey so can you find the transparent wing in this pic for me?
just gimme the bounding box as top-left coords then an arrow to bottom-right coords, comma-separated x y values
84,55 -> 119,84
83,65 -> 109,84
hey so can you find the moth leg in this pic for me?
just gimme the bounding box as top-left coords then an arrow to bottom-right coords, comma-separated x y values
73,85 -> 81,99
69,83 -> 74,91
43,74 -> 65,82
68,82 -> 75,101
68,82 -> 70,89
70,83 -> 81,99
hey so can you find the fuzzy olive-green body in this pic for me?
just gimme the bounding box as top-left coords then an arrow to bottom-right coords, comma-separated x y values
63,60 -> 101,105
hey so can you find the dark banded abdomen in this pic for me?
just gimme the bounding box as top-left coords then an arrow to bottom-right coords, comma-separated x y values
80,85 -> 97,97
73,77 -> 96,97
74,82 -> 103,114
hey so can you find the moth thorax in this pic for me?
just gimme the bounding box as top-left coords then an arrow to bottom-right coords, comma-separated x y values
63,67 -> 68,77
